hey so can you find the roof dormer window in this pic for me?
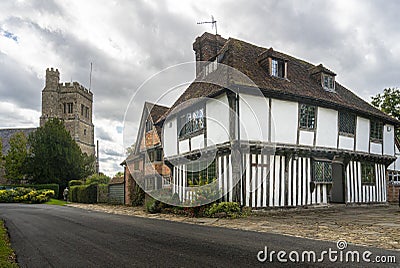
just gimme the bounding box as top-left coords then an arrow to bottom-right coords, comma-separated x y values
323,74 -> 335,91
271,58 -> 286,78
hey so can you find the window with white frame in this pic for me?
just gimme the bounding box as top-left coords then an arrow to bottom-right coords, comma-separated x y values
389,170 -> 400,185
162,175 -> 171,187
271,58 -> 285,78
323,74 -> 335,90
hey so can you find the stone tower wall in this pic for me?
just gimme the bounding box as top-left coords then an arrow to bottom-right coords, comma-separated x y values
40,68 -> 95,156
40,68 -> 60,126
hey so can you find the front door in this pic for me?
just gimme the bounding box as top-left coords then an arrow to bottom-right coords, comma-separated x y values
330,163 -> 345,203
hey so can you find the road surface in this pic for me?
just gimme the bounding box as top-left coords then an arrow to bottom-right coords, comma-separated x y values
1,204 -> 399,267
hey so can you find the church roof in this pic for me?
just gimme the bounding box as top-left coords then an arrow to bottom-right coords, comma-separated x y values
0,128 -> 36,155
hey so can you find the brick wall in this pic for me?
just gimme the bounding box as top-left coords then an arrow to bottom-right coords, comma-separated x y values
388,184 -> 400,203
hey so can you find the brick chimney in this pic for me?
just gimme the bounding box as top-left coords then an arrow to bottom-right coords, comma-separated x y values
193,32 -> 227,76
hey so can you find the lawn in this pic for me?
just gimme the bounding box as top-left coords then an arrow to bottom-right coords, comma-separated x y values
44,199 -> 67,206
0,220 -> 18,267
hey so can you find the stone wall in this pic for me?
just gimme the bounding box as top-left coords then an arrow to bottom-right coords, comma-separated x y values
40,68 -> 95,156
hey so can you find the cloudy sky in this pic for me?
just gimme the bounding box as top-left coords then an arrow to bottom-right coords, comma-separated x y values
1,0 -> 399,176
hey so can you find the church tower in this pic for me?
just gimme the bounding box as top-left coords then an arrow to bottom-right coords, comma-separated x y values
40,67 -> 95,156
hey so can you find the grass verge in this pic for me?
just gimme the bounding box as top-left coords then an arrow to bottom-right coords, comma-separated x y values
44,198 -> 67,206
0,220 -> 18,267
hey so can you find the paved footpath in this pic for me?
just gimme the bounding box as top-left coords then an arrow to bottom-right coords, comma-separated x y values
68,203 -> 400,250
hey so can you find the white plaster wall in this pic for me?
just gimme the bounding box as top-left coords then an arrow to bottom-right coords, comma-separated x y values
370,142 -> 382,155
206,94 -> 230,145
271,99 -> 298,144
239,93 -> 269,142
179,139 -> 190,154
191,134 -> 204,151
355,117 -> 369,152
163,117 -> 177,157
383,124 -> 395,156
338,135 -> 354,150
388,146 -> 400,171
316,107 -> 338,148
299,130 -> 314,146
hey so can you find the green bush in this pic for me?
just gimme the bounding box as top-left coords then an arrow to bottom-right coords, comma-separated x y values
205,202 -> 242,218
68,180 -> 83,187
0,188 -> 54,204
32,184 -> 59,198
131,184 -> 145,206
85,174 -> 110,185
69,184 -> 98,203
145,198 -> 162,213
97,184 -> 109,203
0,184 -> 59,199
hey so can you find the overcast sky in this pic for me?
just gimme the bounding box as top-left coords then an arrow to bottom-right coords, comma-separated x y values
1,0 -> 399,176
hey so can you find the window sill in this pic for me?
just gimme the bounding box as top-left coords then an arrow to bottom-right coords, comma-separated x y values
312,181 -> 333,185
299,127 -> 315,132
361,182 -> 376,186
178,129 -> 205,141
339,132 -> 355,138
370,139 -> 383,144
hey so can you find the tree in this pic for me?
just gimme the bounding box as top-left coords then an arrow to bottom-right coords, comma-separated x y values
126,143 -> 136,156
4,132 -> 28,182
371,87 -> 400,139
25,118 -> 95,188
85,173 -> 110,185
0,138 -> 4,178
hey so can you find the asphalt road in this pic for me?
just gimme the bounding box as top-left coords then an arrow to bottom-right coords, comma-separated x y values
0,204 -> 399,268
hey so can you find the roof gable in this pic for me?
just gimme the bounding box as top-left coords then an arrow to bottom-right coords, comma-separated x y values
132,102 -> 169,156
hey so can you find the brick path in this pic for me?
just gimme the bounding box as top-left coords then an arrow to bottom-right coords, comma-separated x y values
67,203 -> 400,250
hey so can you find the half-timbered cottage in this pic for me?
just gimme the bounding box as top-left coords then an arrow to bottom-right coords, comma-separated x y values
122,102 -> 171,205
159,32 -> 399,208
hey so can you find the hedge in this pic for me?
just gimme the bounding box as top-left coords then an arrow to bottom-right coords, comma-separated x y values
0,184 -> 59,199
97,184 -> 109,203
0,187 -> 55,203
68,180 -> 83,187
69,184 -> 98,203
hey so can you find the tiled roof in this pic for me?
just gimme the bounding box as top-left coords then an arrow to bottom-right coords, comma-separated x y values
0,128 -> 36,155
161,33 -> 399,125
145,102 -> 169,138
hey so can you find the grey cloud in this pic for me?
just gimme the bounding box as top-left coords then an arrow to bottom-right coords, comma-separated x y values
95,127 -> 113,142
1,0 -> 399,175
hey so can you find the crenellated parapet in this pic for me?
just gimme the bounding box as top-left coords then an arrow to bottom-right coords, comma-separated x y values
40,67 -> 95,156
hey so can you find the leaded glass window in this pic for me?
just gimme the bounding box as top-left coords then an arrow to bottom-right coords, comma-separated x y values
178,107 -> 205,138
187,160 -> 216,186
323,75 -> 334,90
313,161 -> 332,183
271,58 -> 285,78
299,104 -> 316,130
361,162 -> 375,185
339,112 -> 355,135
370,120 -> 383,141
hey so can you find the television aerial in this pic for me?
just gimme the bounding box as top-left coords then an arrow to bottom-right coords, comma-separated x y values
197,15 -> 217,35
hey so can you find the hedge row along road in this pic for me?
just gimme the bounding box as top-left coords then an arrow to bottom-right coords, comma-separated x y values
1,204 -> 399,267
